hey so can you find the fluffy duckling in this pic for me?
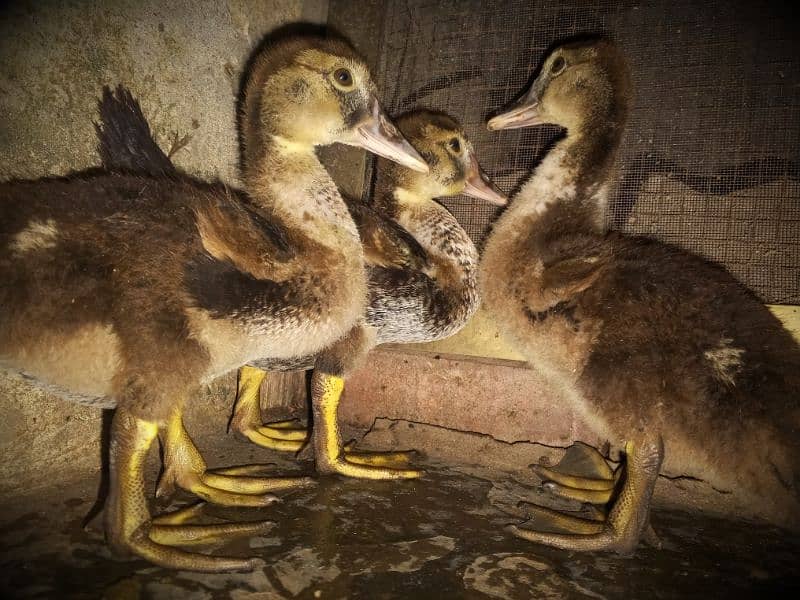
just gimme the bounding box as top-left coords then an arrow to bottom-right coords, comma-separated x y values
480,37 -> 800,553
0,35 -> 425,571
94,90 -> 505,478
239,111 -> 506,479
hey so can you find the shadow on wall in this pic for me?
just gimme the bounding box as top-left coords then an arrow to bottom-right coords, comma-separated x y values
612,154 -> 800,228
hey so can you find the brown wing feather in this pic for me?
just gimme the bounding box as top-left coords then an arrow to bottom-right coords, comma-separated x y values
194,193 -> 295,281
343,196 -> 429,271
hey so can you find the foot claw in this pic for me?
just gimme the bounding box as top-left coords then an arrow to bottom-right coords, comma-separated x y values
309,371 -> 423,480
190,486 -> 280,507
160,411 -> 312,506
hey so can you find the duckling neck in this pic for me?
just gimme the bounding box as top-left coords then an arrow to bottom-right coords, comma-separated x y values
245,136 -> 358,240
392,188 -> 479,281
511,119 -> 623,232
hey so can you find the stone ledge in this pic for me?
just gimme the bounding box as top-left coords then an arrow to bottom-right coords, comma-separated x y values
340,345 -> 600,449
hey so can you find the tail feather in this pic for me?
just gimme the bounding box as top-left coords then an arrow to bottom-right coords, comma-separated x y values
95,85 -> 177,176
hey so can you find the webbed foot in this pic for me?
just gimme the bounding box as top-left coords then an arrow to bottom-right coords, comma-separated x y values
107,410 -> 270,572
150,503 -> 275,547
342,441 -> 417,467
531,441 -> 617,503
510,438 -> 663,554
229,366 -> 308,452
310,371 -> 422,479
158,408 -> 314,506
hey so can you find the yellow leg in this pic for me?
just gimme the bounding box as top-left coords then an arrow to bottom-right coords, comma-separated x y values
230,366 -> 306,451
105,409 -> 266,571
158,407 -> 314,505
509,437 -> 664,555
231,367 -> 415,468
311,371 -> 421,479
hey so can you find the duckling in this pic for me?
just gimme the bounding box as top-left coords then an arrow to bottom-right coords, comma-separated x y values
240,111 -> 506,479
94,90 -> 505,477
480,37 -> 800,553
0,35 -> 426,571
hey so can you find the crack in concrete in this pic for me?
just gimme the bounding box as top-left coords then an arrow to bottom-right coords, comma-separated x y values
358,416 -> 732,496
361,415 -> 572,451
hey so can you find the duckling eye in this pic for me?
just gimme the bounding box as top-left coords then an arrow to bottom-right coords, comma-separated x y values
551,56 -> 566,76
332,68 -> 354,89
447,138 -> 461,153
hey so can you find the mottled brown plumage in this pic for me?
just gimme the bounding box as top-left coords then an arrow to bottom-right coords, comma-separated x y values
481,38 -> 800,552
0,35 -> 424,571
92,87 -> 505,478
366,111 -> 506,344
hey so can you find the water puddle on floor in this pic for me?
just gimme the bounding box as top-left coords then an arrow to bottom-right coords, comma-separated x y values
1,463 -> 799,598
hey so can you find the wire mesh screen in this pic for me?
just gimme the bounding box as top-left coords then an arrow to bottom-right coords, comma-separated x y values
367,0 -> 800,304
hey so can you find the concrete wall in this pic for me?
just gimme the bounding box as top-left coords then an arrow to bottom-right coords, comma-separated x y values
0,0 -> 312,182
0,0 -> 318,496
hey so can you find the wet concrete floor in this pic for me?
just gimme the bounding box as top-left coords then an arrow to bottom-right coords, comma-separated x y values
2,446 -> 799,599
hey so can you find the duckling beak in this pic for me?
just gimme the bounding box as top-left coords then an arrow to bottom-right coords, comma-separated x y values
353,98 -> 429,173
487,97 -> 545,131
463,152 -> 507,206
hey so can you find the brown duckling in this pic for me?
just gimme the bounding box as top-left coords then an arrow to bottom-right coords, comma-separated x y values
237,111 -> 506,479
94,90 -> 505,477
480,37 -> 800,553
0,35 -> 425,571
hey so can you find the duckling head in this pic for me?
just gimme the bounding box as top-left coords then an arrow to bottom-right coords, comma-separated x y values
487,37 -> 630,134
381,111 -> 506,206
240,35 -> 428,178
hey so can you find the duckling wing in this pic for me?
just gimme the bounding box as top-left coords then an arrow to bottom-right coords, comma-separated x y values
95,85 -> 176,176
525,230 -> 612,311
193,195 -> 295,283
185,207 -> 298,322
541,255 -> 607,298
344,196 -> 429,271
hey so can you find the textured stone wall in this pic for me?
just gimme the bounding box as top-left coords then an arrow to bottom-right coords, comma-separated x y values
0,0 -> 307,182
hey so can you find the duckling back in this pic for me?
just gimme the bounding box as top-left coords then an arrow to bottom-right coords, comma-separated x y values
367,201 -> 480,344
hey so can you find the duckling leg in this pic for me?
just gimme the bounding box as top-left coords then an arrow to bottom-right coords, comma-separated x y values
231,366 -> 416,468
105,409 -> 267,571
157,407 -> 314,505
230,366 -> 415,467
311,370 -> 421,479
509,436 -> 663,555
229,366 -> 307,451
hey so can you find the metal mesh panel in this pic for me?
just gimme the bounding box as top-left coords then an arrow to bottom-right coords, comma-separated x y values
367,0 -> 800,304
